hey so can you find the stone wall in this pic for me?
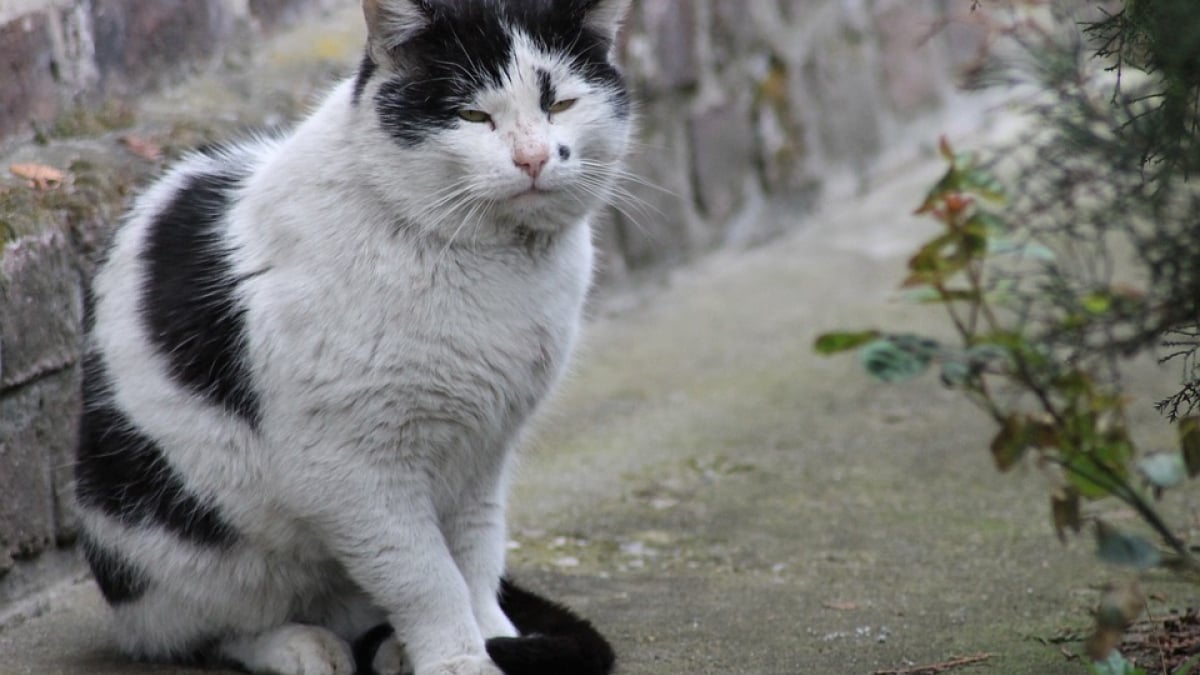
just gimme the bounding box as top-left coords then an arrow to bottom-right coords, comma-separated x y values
0,0 -> 325,144
596,0 -> 986,283
0,0 -> 988,614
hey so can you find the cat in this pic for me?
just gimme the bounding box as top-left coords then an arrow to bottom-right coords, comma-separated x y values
73,1 -> 634,674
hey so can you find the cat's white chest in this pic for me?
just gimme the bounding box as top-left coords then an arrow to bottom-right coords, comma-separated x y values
245,223 -> 592,472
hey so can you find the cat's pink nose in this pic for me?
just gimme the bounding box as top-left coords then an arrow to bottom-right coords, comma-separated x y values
514,144 -> 550,179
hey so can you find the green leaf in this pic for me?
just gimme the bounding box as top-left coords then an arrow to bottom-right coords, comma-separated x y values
1180,417 -> 1200,478
965,344 -> 1012,372
858,337 -> 933,383
987,237 -> 1056,261
1094,521 -> 1161,570
814,331 -> 881,355
1064,453 -> 1124,500
1137,452 -> 1186,490
940,360 -> 973,387
960,165 -> 1008,204
1089,650 -> 1147,675
1082,292 -> 1114,315
969,211 -> 1008,234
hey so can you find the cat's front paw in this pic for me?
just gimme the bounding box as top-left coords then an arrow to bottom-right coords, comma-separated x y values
419,655 -> 504,675
373,634 -> 414,675
226,624 -> 355,675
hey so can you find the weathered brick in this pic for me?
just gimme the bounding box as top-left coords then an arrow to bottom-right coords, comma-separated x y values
0,12 -> 60,140
689,100 -> 757,230
712,0 -> 760,66
612,109 -> 702,269
800,35 -> 883,166
91,0 -> 235,94
0,232 -> 84,392
639,0 -> 699,93
250,0 -> 315,30
873,0 -> 945,115
0,375 -> 65,572
47,366 -> 82,545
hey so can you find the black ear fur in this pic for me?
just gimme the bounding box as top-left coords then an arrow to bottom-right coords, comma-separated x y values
486,579 -> 616,675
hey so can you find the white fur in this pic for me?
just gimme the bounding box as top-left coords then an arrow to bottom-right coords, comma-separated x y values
81,7 -> 633,675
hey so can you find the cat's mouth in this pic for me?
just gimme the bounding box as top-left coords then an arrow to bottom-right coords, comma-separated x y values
510,184 -> 554,200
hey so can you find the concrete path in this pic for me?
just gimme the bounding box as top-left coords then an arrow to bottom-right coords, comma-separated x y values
4,154 -> 1188,674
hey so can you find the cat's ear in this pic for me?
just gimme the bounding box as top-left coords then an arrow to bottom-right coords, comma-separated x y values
362,0 -> 433,66
581,0 -> 633,46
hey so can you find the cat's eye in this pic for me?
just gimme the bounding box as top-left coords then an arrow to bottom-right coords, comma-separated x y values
548,99 -> 578,115
458,110 -> 492,124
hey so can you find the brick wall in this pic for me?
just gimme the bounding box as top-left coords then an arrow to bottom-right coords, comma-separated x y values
0,0 -> 989,613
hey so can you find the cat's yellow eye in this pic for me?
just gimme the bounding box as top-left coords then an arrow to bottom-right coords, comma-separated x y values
548,99 -> 578,115
458,110 -> 492,124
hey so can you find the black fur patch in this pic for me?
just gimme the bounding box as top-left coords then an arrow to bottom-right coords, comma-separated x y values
75,354 -> 239,548
353,51 -> 377,105
537,69 -> 555,113
374,0 -> 628,146
486,579 -> 616,675
80,533 -> 149,604
140,169 -> 261,427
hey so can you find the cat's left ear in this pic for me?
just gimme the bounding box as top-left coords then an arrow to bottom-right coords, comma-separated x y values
581,0 -> 633,46
363,0 -> 434,67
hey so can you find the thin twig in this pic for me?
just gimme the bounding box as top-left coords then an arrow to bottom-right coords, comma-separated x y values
872,652 -> 993,675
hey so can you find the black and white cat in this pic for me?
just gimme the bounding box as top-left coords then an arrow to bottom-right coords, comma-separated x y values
74,1 -> 633,674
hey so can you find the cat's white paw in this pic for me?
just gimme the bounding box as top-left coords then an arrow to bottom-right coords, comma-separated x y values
419,654 -> 504,675
373,634 -> 414,675
224,624 -> 355,675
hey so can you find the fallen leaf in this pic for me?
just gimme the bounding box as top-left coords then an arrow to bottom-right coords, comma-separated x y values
119,134 -> 163,161
822,601 -> 859,611
10,163 -> 66,190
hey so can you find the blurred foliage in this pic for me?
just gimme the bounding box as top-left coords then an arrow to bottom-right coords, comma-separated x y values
817,0 -> 1200,670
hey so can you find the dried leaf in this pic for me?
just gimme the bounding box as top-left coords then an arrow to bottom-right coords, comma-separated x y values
119,134 -> 163,161
990,414 -> 1029,472
822,601 -> 859,611
1180,416 -> 1200,478
9,163 -> 66,190
1051,487 -> 1082,544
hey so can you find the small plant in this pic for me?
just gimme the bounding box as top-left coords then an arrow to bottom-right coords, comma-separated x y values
816,138 -> 1200,666
817,1 -> 1200,668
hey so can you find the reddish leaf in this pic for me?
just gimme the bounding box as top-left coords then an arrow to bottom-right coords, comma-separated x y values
9,163 -> 66,190
119,134 -> 163,161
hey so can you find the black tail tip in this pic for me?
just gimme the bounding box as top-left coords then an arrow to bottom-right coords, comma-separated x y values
487,578 -> 615,675
353,579 -> 615,675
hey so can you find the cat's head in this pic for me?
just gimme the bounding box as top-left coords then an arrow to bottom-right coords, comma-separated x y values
353,0 -> 634,240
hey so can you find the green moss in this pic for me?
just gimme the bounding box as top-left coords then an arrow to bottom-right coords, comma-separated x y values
35,102 -> 137,143
0,155 -> 148,251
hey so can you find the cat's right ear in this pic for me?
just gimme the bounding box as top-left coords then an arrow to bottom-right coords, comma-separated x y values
363,0 -> 433,67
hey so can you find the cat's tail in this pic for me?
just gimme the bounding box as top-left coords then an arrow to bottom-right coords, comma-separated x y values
485,578 -> 616,675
